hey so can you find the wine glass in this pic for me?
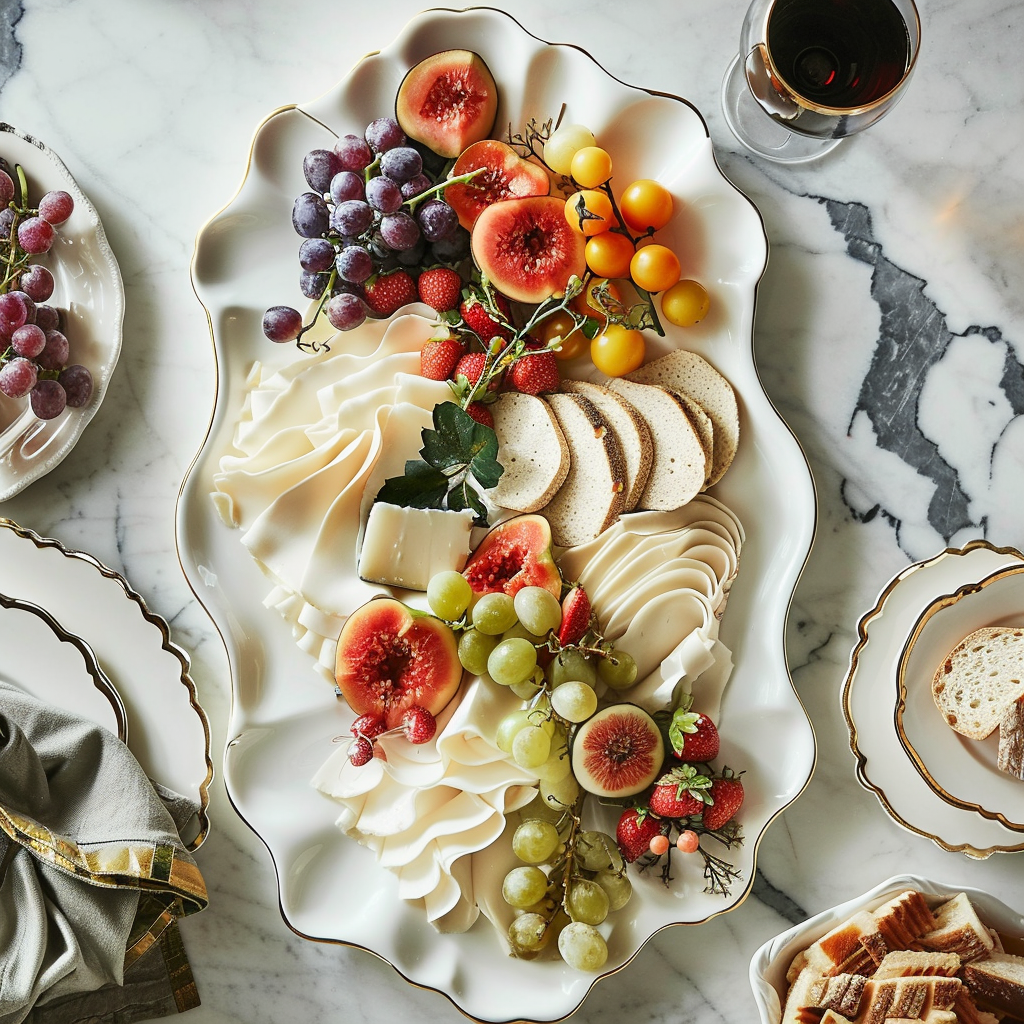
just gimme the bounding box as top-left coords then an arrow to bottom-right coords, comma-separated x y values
722,0 -> 921,163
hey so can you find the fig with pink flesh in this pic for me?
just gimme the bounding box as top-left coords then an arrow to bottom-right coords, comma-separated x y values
335,597 -> 462,729
445,140 -> 550,232
395,49 -> 498,160
462,514 -> 561,600
571,704 -> 665,798
471,196 -> 587,305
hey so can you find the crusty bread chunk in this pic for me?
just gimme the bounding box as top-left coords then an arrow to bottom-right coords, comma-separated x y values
626,349 -> 739,485
931,626 -> 1024,739
963,951 -> 1024,1019
604,378 -> 706,511
560,379 -> 653,510
541,393 -> 627,548
489,392 -> 570,513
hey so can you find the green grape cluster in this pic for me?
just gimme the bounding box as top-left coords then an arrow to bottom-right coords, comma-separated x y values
423,570 -> 641,777
501,798 -> 634,971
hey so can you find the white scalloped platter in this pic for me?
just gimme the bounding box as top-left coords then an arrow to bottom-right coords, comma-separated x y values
0,123 -> 124,501
179,8 -> 816,1022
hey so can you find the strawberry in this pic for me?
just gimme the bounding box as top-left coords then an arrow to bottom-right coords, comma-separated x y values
460,292 -> 513,343
418,267 -> 462,312
616,807 -> 666,864
350,712 -> 386,739
465,401 -> 494,428
647,765 -> 713,818
701,769 -> 745,831
402,705 -> 437,744
348,736 -> 373,766
454,351 -> 488,386
671,710 -> 720,764
420,338 -> 464,381
507,350 -> 559,395
557,585 -> 591,646
363,270 -> 418,317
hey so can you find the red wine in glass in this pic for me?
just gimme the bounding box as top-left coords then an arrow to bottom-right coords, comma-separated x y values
722,0 -> 921,163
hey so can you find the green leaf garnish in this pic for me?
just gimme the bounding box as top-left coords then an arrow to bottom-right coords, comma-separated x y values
375,402 -> 503,526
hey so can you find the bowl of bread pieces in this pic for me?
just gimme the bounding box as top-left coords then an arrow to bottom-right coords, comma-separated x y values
750,874 -> 1024,1024
897,563 -> 1024,831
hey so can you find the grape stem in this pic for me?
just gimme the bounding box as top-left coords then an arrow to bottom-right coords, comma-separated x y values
406,165 -> 486,212
295,268 -> 339,352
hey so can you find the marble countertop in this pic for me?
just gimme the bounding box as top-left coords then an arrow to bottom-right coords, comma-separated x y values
2,0 -> 1023,1021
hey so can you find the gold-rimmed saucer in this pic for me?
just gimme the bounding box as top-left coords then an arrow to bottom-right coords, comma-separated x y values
844,539 -> 1024,858
896,562 -> 1024,831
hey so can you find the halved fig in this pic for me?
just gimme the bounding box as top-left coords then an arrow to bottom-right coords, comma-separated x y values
571,704 -> 665,798
462,514 -> 561,599
445,140 -> 550,232
472,196 -> 587,304
335,597 -> 462,729
396,49 -> 498,160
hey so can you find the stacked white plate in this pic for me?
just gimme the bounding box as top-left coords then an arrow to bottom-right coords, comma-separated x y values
843,539 -> 1024,857
0,518 -> 212,850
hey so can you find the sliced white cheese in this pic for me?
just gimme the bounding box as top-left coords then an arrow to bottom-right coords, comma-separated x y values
358,503 -> 476,592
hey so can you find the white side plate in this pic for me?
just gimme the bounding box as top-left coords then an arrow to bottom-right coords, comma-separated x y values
0,519 -> 212,850
0,123 -> 124,500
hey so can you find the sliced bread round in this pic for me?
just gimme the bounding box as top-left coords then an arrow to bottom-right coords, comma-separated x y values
560,379 -> 653,511
931,626 -> 1024,739
541,392 -> 627,548
490,392 -> 570,513
604,377 -> 706,511
627,349 -> 739,485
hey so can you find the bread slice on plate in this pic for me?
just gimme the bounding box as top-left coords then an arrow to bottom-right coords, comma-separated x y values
560,379 -> 653,510
626,349 -> 739,485
489,392 -> 570,513
930,626 -> 1024,739
997,693 -> 1024,779
604,378 -> 706,511
541,392 -> 627,548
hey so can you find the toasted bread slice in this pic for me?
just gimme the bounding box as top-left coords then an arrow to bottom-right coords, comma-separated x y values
561,379 -> 653,510
604,378 -> 706,511
541,393 -> 627,547
931,627 -> 1024,739
963,950 -> 1024,1018
490,392 -> 570,513
920,893 -> 995,963
627,349 -> 739,485
670,387 -> 715,484
874,951 -> 961,980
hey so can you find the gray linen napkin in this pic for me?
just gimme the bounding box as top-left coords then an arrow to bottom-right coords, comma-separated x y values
0,680 -> 208,1024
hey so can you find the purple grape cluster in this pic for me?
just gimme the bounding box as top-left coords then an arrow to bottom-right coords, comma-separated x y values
263,117 -> 471,344
0,160 -> 93,419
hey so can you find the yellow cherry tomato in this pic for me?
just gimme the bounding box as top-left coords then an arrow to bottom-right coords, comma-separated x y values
537,310 -> 588,360
564,190 -> 615,236
570,146 -> 613,188
629,244 -> 681,293
619,179 -> 674,233
591,324 -> 646,377
661,279 -> 710,327
585,231 -> 634,279
543,124 -> 596,176
572,277 -> 622,326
